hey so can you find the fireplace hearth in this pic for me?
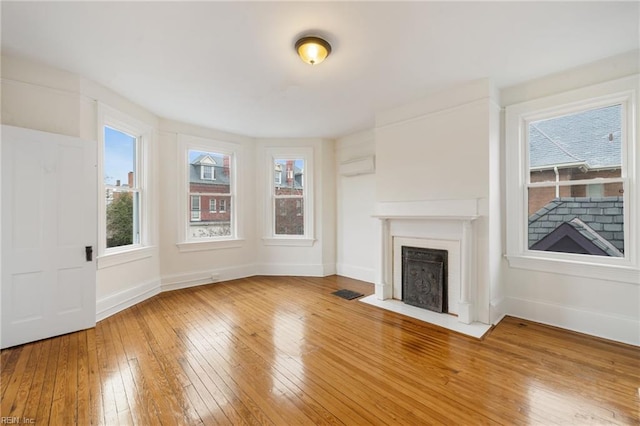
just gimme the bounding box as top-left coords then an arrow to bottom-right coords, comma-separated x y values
402,246 -> 448,313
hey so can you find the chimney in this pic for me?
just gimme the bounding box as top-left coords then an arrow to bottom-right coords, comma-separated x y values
128,171 -> 134,188
286,160 -> 294,186
223,155 -> 230,176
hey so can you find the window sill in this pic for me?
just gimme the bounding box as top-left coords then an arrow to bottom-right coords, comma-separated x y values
262,238 -> 316,247
177,239 -> 244,252
505,254 -> 639,284
97,246 -> 155,269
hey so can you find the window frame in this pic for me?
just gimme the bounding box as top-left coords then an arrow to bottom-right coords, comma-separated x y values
201,164 -> 215,181
263,147 -> 315,246
191,195 -> 201,221
505,76 -> 638,283
97,104 -> 152,268
177,134 -> 243,252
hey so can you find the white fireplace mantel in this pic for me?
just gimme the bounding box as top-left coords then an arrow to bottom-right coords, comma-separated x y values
363,199 -> 491,338
372,199 -> 480,221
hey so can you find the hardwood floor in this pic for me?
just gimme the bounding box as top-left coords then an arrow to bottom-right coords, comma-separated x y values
2,275 -> 639,425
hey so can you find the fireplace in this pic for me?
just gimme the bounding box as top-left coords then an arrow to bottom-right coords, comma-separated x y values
402,246 -> 448,313
364,199 -> 493,338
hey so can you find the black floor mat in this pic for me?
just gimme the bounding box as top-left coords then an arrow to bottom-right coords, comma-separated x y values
332,289 -> 364,300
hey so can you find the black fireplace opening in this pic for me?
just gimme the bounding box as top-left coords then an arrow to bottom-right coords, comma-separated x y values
401,246 -> 448,313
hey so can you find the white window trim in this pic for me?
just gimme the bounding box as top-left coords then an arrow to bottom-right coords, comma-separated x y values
177,134 -> 242,251
97,103 -> 152,269
201,164 -> 215,181
191,195 -> 201,221
263,147 -> 315,246
505,76 -> 639,284
176,239 -> 245,252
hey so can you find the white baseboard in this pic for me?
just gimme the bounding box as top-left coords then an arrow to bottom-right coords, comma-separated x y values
161,264 -> 255,292
96,278 -> 161,322
336,263 -> 375,283
507,296 -> 640,347
322,263 -> 337,276
490,297 -> 507,325
256,263 -> 328,277
96,263 -> 330,323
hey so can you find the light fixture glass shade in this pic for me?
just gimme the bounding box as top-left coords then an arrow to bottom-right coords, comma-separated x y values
295,36 -> 331,65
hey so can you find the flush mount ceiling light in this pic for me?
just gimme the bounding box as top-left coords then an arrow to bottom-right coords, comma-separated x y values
295,36 -> 331,65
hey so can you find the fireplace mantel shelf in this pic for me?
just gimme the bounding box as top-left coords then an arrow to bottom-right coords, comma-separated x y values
372,199 -> 480,221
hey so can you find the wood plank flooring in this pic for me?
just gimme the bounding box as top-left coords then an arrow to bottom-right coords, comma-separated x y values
2,275 -> 639,425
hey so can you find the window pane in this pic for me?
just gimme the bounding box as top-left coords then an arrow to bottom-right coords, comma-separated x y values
274,159 -> 304,196
273,158 -> 305,236
202,165 -> 214,180
528,104 -> 622,182
527,104 -> 625,257
190,195 -> 201,222
191,195 -> 200,210
188,150 -> 232,239
528,187 -> 624,257
104,126 -> 139,249
106,190 -> 136,248
104,126 -> 136,187
275,198 -> 304,235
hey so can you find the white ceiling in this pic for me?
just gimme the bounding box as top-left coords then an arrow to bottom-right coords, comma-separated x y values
1,2 -> 638,139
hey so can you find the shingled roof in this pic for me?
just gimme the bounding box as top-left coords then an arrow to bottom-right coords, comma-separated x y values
190,154 -> 231,185
529,104 -> 621,170
528,196 -> 624,257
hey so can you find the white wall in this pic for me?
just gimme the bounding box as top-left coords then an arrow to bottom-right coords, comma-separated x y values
254,138 -> 336,276
157,119 -> 258,289
335,130 -> 377,283
1,55 -> 162,320
5,51 -> 637,345
373,79 -> 502,324
500,51 -> 640,346
1,55 -> 337,323
375,80 -> 493,203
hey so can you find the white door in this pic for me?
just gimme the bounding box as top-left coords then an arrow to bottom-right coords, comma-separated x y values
1,125 -> 97,349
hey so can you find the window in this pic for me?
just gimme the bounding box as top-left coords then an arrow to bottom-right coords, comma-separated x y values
173,135 -> 242,246
177,134 -> 242,251
201,165 -> 215,180
527,104 -> 624,257
505,77 -> 637,281
187,149 -> 232,239
263,147 -> 314,244
191,195 -> 201,221
98,103 -> 152,268
273,158 -> 305,235
104,126 -> 140,249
